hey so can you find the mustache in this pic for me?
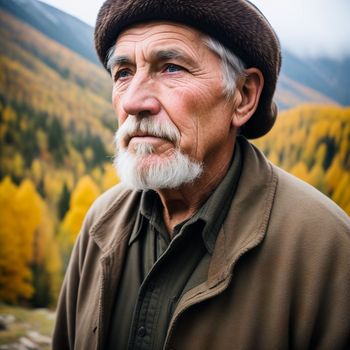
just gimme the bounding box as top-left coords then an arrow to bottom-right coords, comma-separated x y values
115,116 -> 180,149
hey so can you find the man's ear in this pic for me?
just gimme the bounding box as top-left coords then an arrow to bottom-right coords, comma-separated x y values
232,68 -> 264,128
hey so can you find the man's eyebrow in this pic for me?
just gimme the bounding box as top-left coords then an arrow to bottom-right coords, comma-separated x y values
107,49 -> 196,71
154,49 -> 195,65
107,55 -> 131,72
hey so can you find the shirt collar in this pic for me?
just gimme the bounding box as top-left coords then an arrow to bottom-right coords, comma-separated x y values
128,190 -> 163,245
191,141 -> 242,253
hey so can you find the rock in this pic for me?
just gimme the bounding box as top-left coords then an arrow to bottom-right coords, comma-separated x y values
5,315 -> 15,324
19,337 -> 38,350
12,344 -> 27,350
0,342 -> 31,350
27,331 -> 51,346
0,314 -> 16,331
0,318 -> 7,330
0,342 -> 30,350
34,309 -> 55,321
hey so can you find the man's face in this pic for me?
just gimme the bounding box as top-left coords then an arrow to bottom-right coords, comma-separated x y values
110,22 -> 237,189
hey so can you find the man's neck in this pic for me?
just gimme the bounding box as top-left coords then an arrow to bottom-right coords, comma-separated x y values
156,151 -> 234,236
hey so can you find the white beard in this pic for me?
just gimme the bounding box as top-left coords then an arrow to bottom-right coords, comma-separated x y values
114,116 -> 203,190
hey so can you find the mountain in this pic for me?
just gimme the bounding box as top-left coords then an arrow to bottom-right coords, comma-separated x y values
280,49 -> 350,106
0,0 -> 99,64
0,8 -> 116,184
0,0 -> 349,310
1,0 -> 348,109
307,57 -> 350,105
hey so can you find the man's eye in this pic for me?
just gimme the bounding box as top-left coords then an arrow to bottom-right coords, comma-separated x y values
164,64 -> 183,73
114,69 -> 132,81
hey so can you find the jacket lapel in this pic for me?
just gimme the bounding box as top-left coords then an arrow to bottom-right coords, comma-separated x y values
168,138 -> 278,334
89,188 -> 142,349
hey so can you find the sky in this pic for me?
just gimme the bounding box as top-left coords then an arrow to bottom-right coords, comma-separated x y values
40,0 -> 350,59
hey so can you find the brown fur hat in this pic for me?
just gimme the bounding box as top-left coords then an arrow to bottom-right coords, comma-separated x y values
95,0 -> 281,139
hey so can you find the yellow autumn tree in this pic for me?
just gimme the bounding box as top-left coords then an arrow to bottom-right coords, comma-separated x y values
61,175 -> 100,246
332,174 -> 350,211
101,163 -> 120,191
0,177 -> 43,303
30,159 -> 43,186
12,152 -> 25,179
290,162 -> 309,183
254,105 -> 350,215
32,204 -> 62,306
44,173 -> 63,205
0,177 -> 24,303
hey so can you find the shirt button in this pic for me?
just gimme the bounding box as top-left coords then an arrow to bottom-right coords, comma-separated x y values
137,326 -> 146,337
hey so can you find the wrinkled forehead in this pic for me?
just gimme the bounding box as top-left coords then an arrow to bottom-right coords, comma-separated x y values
115,21 -> 204,47
107,20 -> 211,69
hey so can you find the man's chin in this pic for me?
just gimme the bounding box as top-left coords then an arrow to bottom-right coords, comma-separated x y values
114,147 -> 203,191
121,146 -> 174,166
136,153 -> 172,167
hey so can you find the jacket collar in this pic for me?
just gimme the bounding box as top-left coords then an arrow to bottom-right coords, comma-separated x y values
205,136 -> 278,286
89,187 -> 141,255
166,137 -> 278,333
88,137 -> 277,282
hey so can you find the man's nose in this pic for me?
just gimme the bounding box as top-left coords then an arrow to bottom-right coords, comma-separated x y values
121,73 -> 161,117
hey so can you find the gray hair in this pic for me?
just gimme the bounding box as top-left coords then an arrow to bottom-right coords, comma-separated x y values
203,36 -> 246,97
106,34 -> 246,98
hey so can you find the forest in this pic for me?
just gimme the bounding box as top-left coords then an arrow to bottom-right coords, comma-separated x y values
0,99 -> 119,305
1,103 -> 349,307
0,10 -> 118,307
0,9 -> 349,309
254,105 -> 350,215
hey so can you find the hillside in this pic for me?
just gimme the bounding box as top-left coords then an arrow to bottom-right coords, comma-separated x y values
0,10 -> 116,183
308,57 -> 350,105
0,13 -> 120,314
275,74 -> 335,109
0,0 -> 349,312
281,49 -> 350,106
0,0 -> 98,64
254,105 -> 350,215
0,0 -> 344,109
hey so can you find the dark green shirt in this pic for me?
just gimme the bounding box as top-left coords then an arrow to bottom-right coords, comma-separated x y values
105,143 -> 242,350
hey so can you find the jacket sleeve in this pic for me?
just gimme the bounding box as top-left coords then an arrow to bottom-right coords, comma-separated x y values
51,185 -> 134,349
52,212 -> 93,350
314,224 -> 350,350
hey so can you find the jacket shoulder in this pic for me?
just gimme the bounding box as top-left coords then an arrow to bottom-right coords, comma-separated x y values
89,183 -> 134,216
80,183 -> 141,237
272,164 -> 350,237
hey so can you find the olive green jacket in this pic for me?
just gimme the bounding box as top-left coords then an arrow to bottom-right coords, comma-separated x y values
53,138 -> 350,350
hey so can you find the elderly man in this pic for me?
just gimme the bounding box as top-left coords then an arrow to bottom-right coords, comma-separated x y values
53,1 -> 350,349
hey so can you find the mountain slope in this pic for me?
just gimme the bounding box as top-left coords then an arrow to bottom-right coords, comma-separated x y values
275,75 -> 335,110
253,104 -> 350,215
0,9 -> 116,183
0,9 -> 119,308
281,49 -> 350,106
0,0 -> 349,312
0,0 -> 346,109
0,0 -> 98,64
0,10 -> 113,129
309,57 -> 350,105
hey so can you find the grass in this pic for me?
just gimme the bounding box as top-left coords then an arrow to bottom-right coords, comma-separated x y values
0,304 -> 55,349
